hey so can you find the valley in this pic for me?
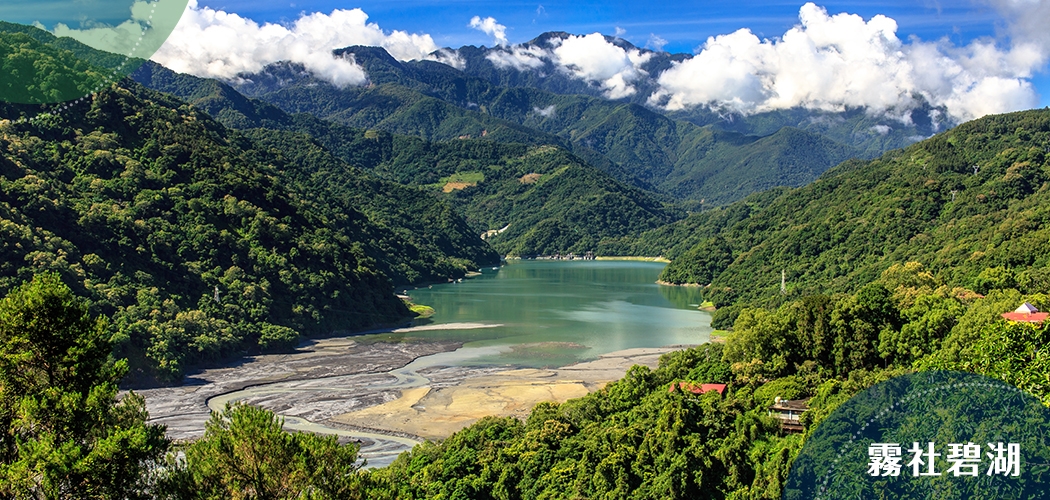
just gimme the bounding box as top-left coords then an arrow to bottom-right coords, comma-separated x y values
2,5 -> 1050,497
140,260 -> 709,467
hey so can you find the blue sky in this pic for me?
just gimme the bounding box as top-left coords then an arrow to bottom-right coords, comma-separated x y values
193,0 -> 1005,51
186,0 -> 1050,107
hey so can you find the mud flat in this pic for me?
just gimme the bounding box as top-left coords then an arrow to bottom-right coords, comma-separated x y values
140,325 -> 693,468
331,346 -> 679,440
137,334 -> 465,441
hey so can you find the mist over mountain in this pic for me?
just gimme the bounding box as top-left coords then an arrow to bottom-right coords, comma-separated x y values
152,1 -> 1049,126
199,44 -> 885,207
138,0 -> 1050,214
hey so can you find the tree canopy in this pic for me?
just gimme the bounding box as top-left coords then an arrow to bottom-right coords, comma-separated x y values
0,274 -> 167,498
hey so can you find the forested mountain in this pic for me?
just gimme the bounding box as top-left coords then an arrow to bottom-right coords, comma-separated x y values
450,32 -> 950,157
9,18 -> 1050,500
646,109 -> 1050,307
339,109 -> 1050,500
218,47 -> 863,206
133,61 -> 677,256
0,28 -> 504,382
0,21 -> 132,104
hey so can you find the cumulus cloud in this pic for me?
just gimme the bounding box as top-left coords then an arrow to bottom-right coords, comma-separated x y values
469,16 -> 509,46
485,33 -> 651,98
550,33 -> 651,98
152,0 -> 442,86
649,2 -> 1049,122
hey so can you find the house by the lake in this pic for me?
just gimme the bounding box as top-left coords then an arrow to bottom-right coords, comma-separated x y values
770,397 -> 810,433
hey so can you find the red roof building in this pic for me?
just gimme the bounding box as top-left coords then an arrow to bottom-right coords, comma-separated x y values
668,381 -> 726,395
1001,302 -> 1049,323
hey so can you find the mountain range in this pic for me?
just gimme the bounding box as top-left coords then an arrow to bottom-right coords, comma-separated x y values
199,35 -> 947,207
3,20 -> 1039,382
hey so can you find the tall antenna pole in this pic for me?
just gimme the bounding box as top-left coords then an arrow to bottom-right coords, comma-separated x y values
781,270 -> 786,295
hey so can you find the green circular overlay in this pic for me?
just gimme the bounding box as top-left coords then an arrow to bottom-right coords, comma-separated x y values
785,371 -> 1050,499
0,0 -> 188,104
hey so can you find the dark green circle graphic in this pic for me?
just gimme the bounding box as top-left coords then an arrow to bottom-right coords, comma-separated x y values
0,0 -> 187,104
785,371 -> 1050,499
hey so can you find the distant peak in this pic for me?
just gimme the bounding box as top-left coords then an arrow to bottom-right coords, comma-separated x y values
333,45 -> 402,68
526,31 -> 573,46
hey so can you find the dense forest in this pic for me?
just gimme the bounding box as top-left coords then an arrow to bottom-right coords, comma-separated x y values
0,28 -> 501,382
5,262 -> 1048,498
5,19 -> 1050,500
133,61 -> 678,256
230,53 -> 862,206
627,109 -> 1050,308
135,50 -> 872,208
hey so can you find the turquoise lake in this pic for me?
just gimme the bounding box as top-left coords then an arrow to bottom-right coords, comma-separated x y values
361,260 -> 713,368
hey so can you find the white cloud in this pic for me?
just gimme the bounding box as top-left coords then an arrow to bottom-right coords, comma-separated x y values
469,16 -> 509,46
647,34 -> 668,51
151,0 -> 443,86
428,49 -> 466,70
487,45 -> 548,71
650,2 -> 1049,122
533,104 -> 556,117
484,33 -> 652,98
550,33 -> 651,99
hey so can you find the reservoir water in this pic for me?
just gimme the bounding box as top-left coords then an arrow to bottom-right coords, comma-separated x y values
369,259 -> 712,367
196,259 -> 713,467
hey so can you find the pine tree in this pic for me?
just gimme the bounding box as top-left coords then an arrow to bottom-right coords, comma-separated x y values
0,274 -> 168,498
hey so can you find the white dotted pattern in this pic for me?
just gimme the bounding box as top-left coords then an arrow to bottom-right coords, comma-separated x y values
811,379 -> 1026,499
11,2 -> 159,123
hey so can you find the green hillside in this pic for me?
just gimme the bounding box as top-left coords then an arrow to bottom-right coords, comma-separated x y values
337,110 -> 1050,500
374,141 -> 675,256
655,108 -> 1050,305
0,21 -> 112,104
451,36 -> 948,158
0,32 -> 500,382
222,50 -> 859,205
133,61 -> 678,256
6,25 -> 1050,500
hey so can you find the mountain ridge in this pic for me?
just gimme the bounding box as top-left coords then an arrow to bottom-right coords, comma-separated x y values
652,108 -> 1050,307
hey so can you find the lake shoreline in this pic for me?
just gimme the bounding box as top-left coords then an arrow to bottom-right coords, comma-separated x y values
139,332 -> 698,467
595,256 -> 670,263
141,260 -> 711,467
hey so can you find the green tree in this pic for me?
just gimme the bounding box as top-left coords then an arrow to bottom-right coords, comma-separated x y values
168,403 -> 361,499
0,274 -> 168,498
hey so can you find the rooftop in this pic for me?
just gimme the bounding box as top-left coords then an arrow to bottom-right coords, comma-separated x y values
669,381 -> 726,396
1002,303 -> 1048,323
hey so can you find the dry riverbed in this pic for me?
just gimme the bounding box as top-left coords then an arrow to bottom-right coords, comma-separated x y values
139,323 -> 691,467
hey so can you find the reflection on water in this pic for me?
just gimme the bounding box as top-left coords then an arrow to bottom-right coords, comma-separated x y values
362,260 -> 711,368
659,283 -> 707,309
